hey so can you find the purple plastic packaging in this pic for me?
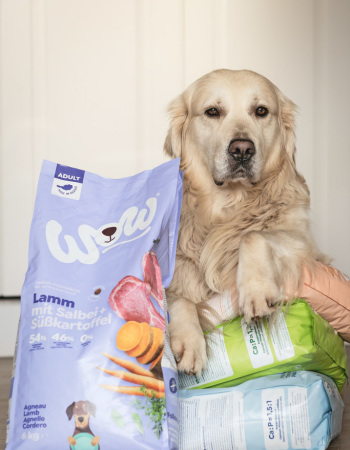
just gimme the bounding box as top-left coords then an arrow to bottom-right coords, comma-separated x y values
6,159 -> 182,450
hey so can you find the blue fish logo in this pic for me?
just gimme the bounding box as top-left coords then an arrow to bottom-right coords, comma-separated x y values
57,184 -> 73,191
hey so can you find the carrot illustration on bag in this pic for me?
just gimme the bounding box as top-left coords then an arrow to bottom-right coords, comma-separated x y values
99,385 -> 165,399
96,367 -> 165,392
101,353 -> 156,379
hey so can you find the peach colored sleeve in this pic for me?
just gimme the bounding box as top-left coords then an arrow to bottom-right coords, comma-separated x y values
301,262 -> 350,342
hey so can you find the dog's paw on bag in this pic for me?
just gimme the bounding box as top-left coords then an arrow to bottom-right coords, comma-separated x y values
237,278 -> 282,323
170,331 -> 207,376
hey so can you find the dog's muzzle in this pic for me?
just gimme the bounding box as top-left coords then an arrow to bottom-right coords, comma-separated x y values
226,139 -> 256,181
228,139 -> 256,162
214,139 -> 257,185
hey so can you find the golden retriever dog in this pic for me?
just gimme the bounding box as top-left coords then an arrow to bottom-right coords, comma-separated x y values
164,69 -> 329,376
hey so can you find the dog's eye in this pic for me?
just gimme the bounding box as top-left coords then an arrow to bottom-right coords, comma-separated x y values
205,108 -> 219,117
256,106 -> 268,117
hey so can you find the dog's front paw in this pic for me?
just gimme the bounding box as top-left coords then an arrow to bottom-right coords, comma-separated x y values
170,329 -> 207,376
238,276 -> 283,323
68,436 -> 76,446
91,436 -> 100,446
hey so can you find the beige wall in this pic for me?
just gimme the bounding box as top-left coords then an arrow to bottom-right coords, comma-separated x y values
0,0 -> 349,355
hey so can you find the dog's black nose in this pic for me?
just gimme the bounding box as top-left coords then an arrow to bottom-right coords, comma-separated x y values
78,416 -> 84,423
228,140 -> 256,162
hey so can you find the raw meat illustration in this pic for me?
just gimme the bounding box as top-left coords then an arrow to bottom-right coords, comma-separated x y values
142,251 -> 164,309
108,276 -> 165,331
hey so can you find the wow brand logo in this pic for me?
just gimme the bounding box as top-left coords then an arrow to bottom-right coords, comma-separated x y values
51,164 -> 85,200
46,197 -> 157,264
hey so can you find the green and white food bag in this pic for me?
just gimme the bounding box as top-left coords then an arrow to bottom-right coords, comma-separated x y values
178,300 -> 348,391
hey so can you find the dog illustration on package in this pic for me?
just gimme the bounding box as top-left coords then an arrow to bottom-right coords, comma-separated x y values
66,401 -> 100,449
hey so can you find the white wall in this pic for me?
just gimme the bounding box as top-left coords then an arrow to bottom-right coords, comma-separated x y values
313,0 -> 350,272
0,0 -> 349,355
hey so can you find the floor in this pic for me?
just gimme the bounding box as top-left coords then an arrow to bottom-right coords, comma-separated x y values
0,351 -> 349,449
0,358 -> 11,450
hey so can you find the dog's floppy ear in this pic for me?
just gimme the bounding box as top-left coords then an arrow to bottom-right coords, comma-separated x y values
164,94 -> 188,158
66,402 -> 75,420
278,91 -> 297,164
87,401 -> 96,417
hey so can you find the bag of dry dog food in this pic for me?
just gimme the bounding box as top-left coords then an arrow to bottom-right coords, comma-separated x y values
179,300 -> 348,392
6,160 -> 182,450
178,371 -> 344,450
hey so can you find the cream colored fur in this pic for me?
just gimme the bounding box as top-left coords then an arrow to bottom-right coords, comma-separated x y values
164,69 -> 329,376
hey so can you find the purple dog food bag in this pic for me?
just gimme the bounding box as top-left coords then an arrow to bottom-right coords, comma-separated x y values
6,159 -> 182,450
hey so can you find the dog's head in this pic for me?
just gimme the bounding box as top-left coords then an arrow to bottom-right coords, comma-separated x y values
164,69 -> 296,187
66,400 -> 96,430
